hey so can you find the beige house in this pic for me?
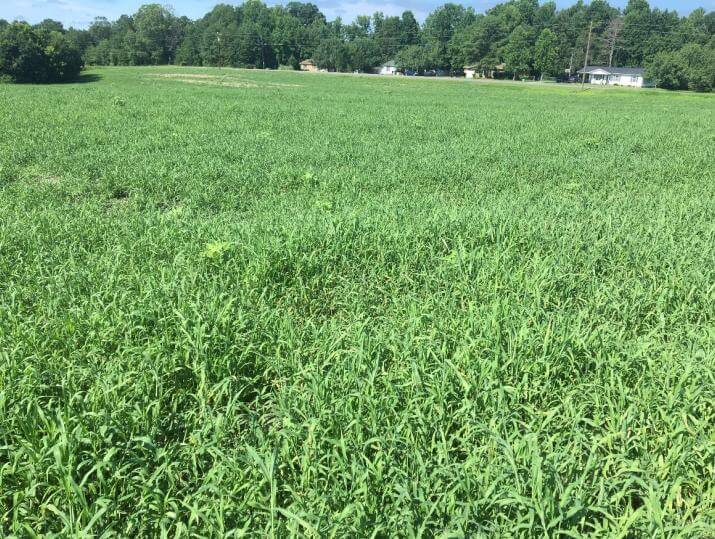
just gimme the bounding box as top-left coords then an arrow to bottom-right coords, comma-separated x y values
300,59 -> 318,72
464,65 -> 478,79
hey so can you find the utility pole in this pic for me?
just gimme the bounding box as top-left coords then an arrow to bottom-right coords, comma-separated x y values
569,50 -> 575,77
260,36 -> 265,69
581,21 -> 593,89
217,32 -> 222,70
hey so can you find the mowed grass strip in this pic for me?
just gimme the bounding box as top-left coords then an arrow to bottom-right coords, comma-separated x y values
0,67 -> 714,536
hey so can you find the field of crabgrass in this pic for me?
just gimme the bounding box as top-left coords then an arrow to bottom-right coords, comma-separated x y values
0,66 -> 714,536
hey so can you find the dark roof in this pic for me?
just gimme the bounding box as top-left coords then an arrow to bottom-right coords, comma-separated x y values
578,65 -> 645,75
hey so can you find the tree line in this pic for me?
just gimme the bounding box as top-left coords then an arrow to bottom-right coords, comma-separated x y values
1,0 -> 713,90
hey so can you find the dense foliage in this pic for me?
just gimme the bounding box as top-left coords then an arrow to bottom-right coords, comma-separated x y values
646,43 -> 715,91
3,0 -> 712,89
0,22 -> 83,83
0,65 -> 713,535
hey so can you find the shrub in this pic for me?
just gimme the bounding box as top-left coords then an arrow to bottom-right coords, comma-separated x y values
679,43 -> 714,93
647,51 -> 687,90
45,30 -> 84,81
0,22 -> 83,83
647,44 -> 714,93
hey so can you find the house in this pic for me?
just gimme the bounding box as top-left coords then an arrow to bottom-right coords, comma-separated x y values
377,60 -> 398,75
577,66 -> 651,88
300,59 -> 318,72
489,63 -> 506,79
464,65 -> 478,79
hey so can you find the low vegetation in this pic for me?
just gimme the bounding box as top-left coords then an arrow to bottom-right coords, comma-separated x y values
0,67 -> 713,535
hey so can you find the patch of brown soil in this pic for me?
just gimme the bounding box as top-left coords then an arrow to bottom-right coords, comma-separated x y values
36,175 -> 61,184
155,73 -> 219,79
150,73 -> 302,89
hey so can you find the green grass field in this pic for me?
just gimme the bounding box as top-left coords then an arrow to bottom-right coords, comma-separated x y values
1,67 -> 714,536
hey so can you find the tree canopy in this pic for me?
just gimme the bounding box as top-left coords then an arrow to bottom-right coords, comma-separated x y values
0,22 -> 82,82
1,0 -> 713,90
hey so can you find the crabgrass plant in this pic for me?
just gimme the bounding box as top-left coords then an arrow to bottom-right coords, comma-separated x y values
0,67 -> 713,536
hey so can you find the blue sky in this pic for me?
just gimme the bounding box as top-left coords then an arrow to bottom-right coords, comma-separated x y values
2,0 -> 712,29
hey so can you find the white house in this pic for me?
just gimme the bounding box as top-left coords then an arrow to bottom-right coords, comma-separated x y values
377,60 -> 398,75
577,66 -> 651,88
464,65 -> 478,79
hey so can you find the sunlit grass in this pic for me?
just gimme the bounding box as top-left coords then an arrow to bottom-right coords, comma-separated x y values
0,66 -> 713,536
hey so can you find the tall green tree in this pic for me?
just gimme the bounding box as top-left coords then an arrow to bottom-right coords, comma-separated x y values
238,0 -> 275,67
618,0 -> 654,65
395,44 -> 432,72
88,17 -> 112,45
504,24 -> 534,78
457,14 -> 506,70
314,36 -> 348,70
133,4 -> 177,64
400,12 -> 421,46
194,4 -> 242,66
286,2 -> 325,26
345,37 -> 380,72
534,28 -> 559,77
424,3 -> 476,70
373,14 -> 402,61
35,19 -> 64,33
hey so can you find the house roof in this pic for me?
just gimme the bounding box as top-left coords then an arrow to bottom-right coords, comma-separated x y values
578,65 -> 645,76
382,60 -> 396,67
300,59 -> 315,65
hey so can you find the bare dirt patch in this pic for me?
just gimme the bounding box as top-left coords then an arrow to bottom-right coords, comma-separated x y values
23,174 -> 61,186
155,73 -> 222,80
176,78 -> 259,88
36,175 -> 61,184
149,73 -> 302,89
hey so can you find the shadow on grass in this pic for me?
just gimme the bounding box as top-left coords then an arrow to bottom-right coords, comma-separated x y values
2,73 -> 103,85
63,73 -> 103,84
